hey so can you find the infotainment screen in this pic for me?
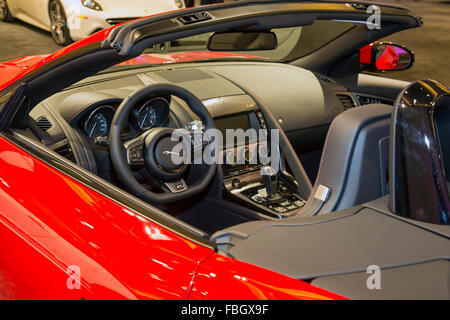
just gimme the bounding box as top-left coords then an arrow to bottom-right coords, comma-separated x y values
215,112 -> 264,177
214,113 -> 250,137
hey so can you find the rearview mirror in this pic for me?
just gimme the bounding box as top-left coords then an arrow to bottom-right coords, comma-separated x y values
207,31 -> 278,51
360,42 -> 414,72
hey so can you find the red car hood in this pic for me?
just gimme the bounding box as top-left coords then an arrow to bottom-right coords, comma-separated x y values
0,55 -> 51,91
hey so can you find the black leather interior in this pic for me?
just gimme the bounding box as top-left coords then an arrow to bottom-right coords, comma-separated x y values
300,104 -> 392,216
212,69 -> 314,200
207,97 -> 450,299
212,103 -> 394,240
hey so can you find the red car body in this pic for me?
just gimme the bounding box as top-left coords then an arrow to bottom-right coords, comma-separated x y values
0,15 -> 345,300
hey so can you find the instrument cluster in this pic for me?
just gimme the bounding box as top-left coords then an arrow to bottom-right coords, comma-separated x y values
83,97 -> 171,142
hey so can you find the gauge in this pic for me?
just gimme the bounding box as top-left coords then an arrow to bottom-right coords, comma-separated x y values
137,104 -> 158,130
86,112 -> 108,139
84,106 -> 115,140
136,97 -> 170,130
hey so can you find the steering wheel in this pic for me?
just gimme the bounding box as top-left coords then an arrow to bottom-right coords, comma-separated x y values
109,84 -> 217,204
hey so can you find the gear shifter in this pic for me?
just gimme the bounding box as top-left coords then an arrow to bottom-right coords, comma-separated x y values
261,166 -> 278,199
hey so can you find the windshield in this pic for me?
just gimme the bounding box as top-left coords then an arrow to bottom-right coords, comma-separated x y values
103,20 -> 354,72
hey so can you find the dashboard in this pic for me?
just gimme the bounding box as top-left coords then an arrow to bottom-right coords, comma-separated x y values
28,61 -> 399,181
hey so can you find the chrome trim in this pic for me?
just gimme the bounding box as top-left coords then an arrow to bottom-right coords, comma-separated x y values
202,95 -> 257,118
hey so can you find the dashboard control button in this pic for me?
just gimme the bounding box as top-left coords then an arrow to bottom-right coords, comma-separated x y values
94,136 -> 109,146
274,207 -> 288,213
280,186 -> 289,194
164,179 -> 188,193
251,195 -> 264,204
186,120 -> 204,130
128,146 -> 144,164
294,200 -> 305,207
232,178 -> 243,189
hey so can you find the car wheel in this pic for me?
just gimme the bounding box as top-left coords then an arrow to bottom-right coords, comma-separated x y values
49,0 -> 73,46
0,0 -> 14,22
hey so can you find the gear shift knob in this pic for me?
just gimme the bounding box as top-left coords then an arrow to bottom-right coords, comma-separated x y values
261,166 -> 278,199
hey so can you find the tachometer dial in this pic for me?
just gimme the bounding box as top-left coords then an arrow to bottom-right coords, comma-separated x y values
137,104 -> 158,130
134,97 -> 170,131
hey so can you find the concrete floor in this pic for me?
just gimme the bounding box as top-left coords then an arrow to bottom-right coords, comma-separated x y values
0,0 -> 448,86
0,19 -> 60,62
379,0 -> 450,86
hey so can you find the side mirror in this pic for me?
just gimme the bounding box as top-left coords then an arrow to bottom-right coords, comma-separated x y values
360,42 -> 414,72
207,31 -> 278,51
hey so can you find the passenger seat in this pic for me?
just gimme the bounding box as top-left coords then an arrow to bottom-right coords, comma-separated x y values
300,103 -> 392,217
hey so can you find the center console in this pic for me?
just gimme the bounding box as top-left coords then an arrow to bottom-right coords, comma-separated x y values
224,171 -> 306,219
204,94 -> 306,219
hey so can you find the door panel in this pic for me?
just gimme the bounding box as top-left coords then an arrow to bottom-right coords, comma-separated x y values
0,136 -> 213,299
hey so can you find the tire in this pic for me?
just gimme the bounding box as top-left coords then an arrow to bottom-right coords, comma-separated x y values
0,0 -> 14,22
48,0 -> 73,46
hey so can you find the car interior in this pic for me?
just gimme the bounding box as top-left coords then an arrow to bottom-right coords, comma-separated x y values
2,1 -> 448,298
23,38 -> 400,233
2,12 -> 427,234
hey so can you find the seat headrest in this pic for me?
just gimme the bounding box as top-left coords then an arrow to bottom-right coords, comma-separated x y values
389,79 -> 450,225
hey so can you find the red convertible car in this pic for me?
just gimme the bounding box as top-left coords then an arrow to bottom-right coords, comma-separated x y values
0,0 -> 448,300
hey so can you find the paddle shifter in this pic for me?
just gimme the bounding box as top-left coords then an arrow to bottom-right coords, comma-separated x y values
261,166 -> 278,199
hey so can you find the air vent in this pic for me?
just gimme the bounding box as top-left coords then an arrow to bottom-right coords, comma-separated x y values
177,11 -> 212,25
316,74 -> 336,85
337,94 -> 357,110
355,95 -> 393,106
54,144 -> 75,162
36,117 -> 53,131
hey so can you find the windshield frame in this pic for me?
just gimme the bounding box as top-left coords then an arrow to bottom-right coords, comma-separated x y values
101,20 -> 356,74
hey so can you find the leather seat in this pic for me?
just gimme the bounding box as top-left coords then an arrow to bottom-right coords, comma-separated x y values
300,103 -> 392,216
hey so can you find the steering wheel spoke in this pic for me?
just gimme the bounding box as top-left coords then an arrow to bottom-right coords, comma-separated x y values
123,132 -> 147,166
163,179 -> 188,193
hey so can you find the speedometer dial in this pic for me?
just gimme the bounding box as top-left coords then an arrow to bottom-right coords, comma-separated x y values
84,105 -> 115,141
86,112 -> 108,139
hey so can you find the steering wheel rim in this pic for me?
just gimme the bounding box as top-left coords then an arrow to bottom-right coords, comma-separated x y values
109,83 -> 217,204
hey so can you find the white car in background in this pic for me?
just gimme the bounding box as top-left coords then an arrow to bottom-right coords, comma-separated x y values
0,0 -> 185,45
